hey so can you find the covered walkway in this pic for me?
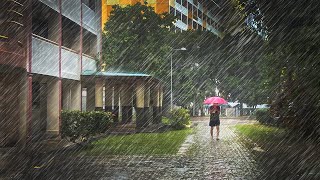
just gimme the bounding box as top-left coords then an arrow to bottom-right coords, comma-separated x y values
82,70 -> 164,129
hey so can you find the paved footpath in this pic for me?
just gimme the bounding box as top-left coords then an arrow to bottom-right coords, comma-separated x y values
28,117 -> 262,180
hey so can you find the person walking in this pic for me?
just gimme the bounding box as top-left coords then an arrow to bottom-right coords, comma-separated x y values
209,103 -> 220,140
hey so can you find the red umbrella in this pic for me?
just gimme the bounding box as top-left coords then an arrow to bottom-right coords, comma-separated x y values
203,96 -> 228,105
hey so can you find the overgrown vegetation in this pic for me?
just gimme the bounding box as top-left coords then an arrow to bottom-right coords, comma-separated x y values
81,128 -> 192,155
61,111 -> 113,142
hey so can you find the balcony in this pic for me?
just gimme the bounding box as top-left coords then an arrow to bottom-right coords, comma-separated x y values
39,0 -> 59,12
32,35 -> 59,77
61,47 -> 80,80
62,0 -> 81,25
32,34 -> 84,80
82,54 -> 97,73
82,3 -> 98,35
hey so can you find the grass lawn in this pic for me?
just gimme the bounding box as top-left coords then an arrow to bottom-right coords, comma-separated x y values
234,124 -> 286,143
81,128 -> 193,156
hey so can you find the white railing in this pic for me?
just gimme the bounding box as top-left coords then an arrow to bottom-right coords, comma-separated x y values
82,54 -> 97,72
82,3 -> 98,35
32,34 -> 82,80
61,47 -> 80,80
32,35 -> 59,77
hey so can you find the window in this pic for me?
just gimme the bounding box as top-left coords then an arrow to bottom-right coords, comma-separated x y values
176,10 -> 182,20
198,9 -> 202,20
182,14 -> 187,24
32,18 -> 49,39
83,0 -> 95,11
188,2 -> 192,12
192,21 -> 197,29
170,6 -> 175,15
188,18 -> 192,27
193,6 -> 197,18
194,0 -> 198,6
182,0 -> 187,8
176,0 -> 182,5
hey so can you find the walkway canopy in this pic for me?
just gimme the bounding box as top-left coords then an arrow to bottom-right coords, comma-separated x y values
81,70 -> 164,129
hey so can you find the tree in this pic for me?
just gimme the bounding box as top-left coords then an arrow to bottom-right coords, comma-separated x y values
102,3 -> 175,74
227,0 -> 320,138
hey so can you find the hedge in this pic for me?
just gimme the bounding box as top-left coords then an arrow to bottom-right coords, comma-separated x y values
255,108 -> 278,125
162,108 -> 191,130
61,110 -> 113,142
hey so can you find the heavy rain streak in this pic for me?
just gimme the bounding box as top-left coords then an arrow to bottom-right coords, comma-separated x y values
1,0 -> 320,179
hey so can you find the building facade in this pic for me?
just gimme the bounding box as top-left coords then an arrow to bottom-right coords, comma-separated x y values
102,0 -> 223,37
0,0 -> 101,147
0,0 -> 163,152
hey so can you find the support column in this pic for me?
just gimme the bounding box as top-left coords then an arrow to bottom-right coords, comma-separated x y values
86,84 -> 95,111
62,83 -> 71,110
19,72 -> 29,147
151,84 -> 161,124
159,85 -> 164,117
120,83 -> 133,124
135,80 -> 146,129
46,78 -> 60,138
95,79 -> 103,111
144,83 -> 151,125
71,81 -> 81,110
104,82 -> 113,113
113,85 -> 120,123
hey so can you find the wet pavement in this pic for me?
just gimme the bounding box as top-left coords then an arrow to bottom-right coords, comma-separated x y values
22,117 -> 264,180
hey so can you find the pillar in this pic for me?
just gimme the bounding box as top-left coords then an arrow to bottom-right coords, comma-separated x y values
0,73 -> 20,146
151,83 -> 161,124
104,81 -> 113,113
62,83 -> 71,110
19,72 -> 29,147
95,79 -> 103,111
46,78 -> 60,137
113,85 -> 120,123
159,85 -> 164,117
120,83 -> 133,124
71,81 -> 81,110
135,80 -> 146,129
144,83 -> 151,125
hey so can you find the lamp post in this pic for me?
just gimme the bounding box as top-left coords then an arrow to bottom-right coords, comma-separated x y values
170,47 -> 187,111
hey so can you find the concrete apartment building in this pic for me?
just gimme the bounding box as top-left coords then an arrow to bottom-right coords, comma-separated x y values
0,0 -> 102,147
0,0 -> 163,152
102,0 -> 223,37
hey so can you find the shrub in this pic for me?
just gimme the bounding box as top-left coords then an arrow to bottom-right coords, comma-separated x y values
164,108 -> 191,130
255,108 -> 276,125
61,110 -> 113,142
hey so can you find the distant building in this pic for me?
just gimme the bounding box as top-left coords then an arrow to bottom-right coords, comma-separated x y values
102,0 -> 223,37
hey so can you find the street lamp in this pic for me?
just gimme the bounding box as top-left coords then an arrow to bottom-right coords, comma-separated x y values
170,47 -> 187,111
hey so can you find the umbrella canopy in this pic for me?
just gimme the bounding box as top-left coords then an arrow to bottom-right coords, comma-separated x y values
203,96 -> 228,105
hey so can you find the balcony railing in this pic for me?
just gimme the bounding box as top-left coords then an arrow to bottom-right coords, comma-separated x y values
82,3 -> 97,35
32,34 -> 83,80
61,46 -> 80,80
39,0 -> 59,12
62,0 -> 81,25
82,53 -> 97,73
32,34 -> 59,77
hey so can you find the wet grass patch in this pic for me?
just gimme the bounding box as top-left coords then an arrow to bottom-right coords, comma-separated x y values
235,124 -> 286,143
81,128 -> 193,155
